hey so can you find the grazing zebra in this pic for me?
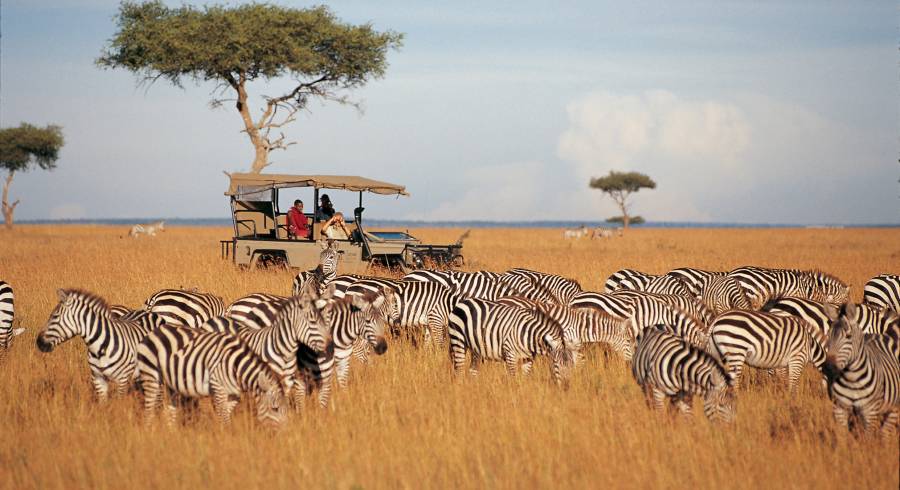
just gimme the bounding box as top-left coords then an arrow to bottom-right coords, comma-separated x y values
405,270 -> 516,302
666,267 -> 726,298
618,292 -> 709,349
645,275 -> 691,296
501,268 -> 583,305
701,275 -> 752,316
495,296 -> 633,361
568,291 -> 634,319
822,303 -> 900,439
707,310 -> 818,395
347,279 -> 453,346
143,288 -> 225,328
128,220 -> 165,237
863,274 -> 900,312
727,266 -> 850,309
612,290 -> 715,327
765,297 -> 900,338
296,291 -> 390,408
36,289 -> 157,401
604,269 -> 655,293
631,325 -> 736,423
448,298 -> 578,387
201,292 -> 332,404
136,325 -> 288,427
0,281 -> 24,364
226,293 -> 289,330
291,240 -> 342,295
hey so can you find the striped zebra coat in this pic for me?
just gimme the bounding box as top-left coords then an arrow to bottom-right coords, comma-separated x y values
0,281 -> 24,364
631,326 -> 736,423
347,279 -> 453,347
568,291 -> 634,319
604,269 -> 690,296
707,310 -> 820,395
764,297 -> 900,338
448,298 -> 577,387
200,293 -> 332,406
226,293 -> 290,330
823,303 -> 900,439
291,240 -> 342,295
612,292 -> 709,349
501,268 -> 583,305
700,275 -> 752,316
863,274 -> 900,312
611,290 -> 715,326
37,289 -> 157,401
727,266 -> 850,309
666,267 -> 726,299
136,325 -> 288,427
143,288 -> 225,328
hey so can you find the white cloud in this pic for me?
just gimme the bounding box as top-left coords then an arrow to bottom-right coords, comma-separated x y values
49,203 -> 87,220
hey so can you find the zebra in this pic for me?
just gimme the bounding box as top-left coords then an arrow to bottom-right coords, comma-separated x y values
200,292 -> 332,407
727,266 -> 850,309
631,325 -> 736,423
700,275 -> 752,316
448,298 -> 578,387
501,268 -> 583,304
405,270 -> 514,301
495,296 -> 633,361
604,269 -> 655,293
226,293 -> 289,330
645,275 -> 691,296
666,267 -> 726,298
822,303 -> 900,439
128,220 -> 165,238
143,288 -> 225,328
863,274 -> 900,312
707,310 -> 819,395
618,292 -> 709,349
764,297 -> 900,339
36,289 -> 157,401
291,240 -> 342,295
296,290 -> 390,408
611,290 -> 715,327
136,325 -> 288,427
109,304 -> 132,318
568,291 -> 634,319
0,281 -> 24,364
347,278 -> 453,347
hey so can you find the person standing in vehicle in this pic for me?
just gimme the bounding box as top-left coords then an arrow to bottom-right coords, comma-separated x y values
287,200 -> 309,239
317,194 -> 336,221
320,211 -> 351,239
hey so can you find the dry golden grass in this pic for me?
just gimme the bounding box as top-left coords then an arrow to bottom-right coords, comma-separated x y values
1,225 -> 898,489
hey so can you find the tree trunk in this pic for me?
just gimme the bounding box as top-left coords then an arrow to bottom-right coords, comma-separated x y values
232,75 -> 269,174
617,201 -> 629,231
2,170 -> 19,230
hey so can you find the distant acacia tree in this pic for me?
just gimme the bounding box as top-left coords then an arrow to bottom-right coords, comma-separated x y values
589,171 -> 656,230
97,1 -> 403,173
0,123 -> 65,229
607,215 -> 645,225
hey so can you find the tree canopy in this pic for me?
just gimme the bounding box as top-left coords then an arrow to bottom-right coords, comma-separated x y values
606,215 -> 645,225
0,123 -> 65,229
97,1 -> 403,172
589,171 -> 656,230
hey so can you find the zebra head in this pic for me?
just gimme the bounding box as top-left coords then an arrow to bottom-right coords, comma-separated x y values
704,370 -> 737,424
37,289 -> 107,353
280,291 -> 332,355
543,332 -> 576,389
254,368 -> 288,428
350,290 -> 389,355
806,272 -> 850,305
318,239 -> 340,281
823,303 -> 862,375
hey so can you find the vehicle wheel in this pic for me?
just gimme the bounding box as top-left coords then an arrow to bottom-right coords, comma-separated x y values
452,255 -> 465,267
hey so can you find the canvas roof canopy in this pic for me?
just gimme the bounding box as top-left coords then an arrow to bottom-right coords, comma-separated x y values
226,173 -> 409,197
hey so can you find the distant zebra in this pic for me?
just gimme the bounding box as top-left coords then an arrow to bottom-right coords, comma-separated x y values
36,289 -> 157,401
448,298 -> 577,387
666,267 -> 726,298
291,240 -> 342,295
0,281 -> 24,364
143,288 -> 225,328
201,293 -> 332,405
128,220 -> 165,237
296,291 -> 390,408
727,266 -> 849,309
495,297 -> 633,361
136,325 -> 288,427
863,274 -> 900,312
568,291 -> 634,319
631,325 -> 736,422
822,303 -> 900,439
701,275 -> 752,316
347,279 -> 453,347
502,268 -> 583,304
707,310 -> 818,395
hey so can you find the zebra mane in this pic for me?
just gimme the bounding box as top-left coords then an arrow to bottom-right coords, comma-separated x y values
804,269 -> 847,287
60,289 -> 112,313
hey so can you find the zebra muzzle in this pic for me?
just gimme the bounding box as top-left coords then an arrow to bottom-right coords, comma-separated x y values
372,338 -> 388,355
36,335 -> 54,353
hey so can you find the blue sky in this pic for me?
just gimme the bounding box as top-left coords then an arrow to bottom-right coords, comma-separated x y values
1,1 -> 898,223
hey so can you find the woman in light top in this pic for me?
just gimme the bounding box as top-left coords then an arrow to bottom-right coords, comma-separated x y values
320,211 -> 351,239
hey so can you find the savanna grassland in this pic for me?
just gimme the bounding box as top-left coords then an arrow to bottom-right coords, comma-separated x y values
1,225 -> 898,489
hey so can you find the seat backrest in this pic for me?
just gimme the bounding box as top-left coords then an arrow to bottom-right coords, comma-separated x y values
234,200 -> 275,238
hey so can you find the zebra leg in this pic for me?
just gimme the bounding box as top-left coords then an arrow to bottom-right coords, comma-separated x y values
859,406 -> 881,438
91,375 -> 111,403
786,359 -> 804,396
502,350 -> 519,377
113,375 -> 131,398
649,387 -> 667,412
335,354 -> 351,389
521,358 -> 534,376
140,379 -> 162,426
880,410 -> 899,442
468,352 -> 482,377
832,403 -> 850,433
292,375 -> 308,410
317,372 -> 333,408
674,393 -> 694,420
427,313 -> 447,349
723,354 -> 745,390
163,388 -> 179,427
448,339 -> 467,375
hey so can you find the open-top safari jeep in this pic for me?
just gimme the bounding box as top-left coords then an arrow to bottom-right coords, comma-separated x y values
223,173 -> 464,272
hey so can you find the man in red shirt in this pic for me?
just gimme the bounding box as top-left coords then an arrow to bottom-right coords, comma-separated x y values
287,199 -> 309,239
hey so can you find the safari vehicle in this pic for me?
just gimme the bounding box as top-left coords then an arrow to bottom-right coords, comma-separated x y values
223,173 -> 464,272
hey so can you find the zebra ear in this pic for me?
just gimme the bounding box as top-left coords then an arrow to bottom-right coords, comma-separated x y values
57,289 -> 68,302
13,328 -> 25,337
314,298 -> 329,310
823,304 -> 839,322
841,302 -> 857,321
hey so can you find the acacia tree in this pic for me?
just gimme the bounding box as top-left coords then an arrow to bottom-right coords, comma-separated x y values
97,1 -> 403,173
0,123 -> 65,229
589,171 -> 656,230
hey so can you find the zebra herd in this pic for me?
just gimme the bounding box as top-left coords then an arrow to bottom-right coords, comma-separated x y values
2,251 -> 899,437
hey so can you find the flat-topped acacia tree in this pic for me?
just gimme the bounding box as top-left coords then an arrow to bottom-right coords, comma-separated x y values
589,171 -> 656,231
97,1 -> 403,173
0,123 -> 65,229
